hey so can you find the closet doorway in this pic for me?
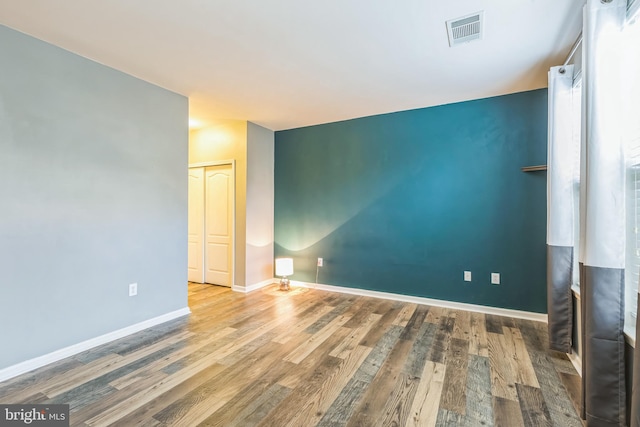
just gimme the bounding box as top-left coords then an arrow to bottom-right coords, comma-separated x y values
188,162 -> 234,287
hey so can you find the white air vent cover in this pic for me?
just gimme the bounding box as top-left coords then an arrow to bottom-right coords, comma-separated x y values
446,11 -> 483,47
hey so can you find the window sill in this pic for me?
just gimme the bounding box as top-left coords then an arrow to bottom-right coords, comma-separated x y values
571,284 -> 580,297
625,313 -> 636,348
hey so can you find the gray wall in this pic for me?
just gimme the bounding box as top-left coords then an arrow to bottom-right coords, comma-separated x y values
0,25 -> 188,370
246,122 -> 275,286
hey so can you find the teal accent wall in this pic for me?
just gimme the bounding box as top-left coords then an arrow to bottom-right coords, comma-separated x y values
275,89 -> 548,313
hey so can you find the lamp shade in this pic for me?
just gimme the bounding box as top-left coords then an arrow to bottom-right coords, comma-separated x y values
275,258 -> 294,276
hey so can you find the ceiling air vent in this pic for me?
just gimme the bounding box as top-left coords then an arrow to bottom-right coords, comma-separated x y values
446,11 -> 483,47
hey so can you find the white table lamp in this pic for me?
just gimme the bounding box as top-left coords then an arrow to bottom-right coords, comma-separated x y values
275,258 -> 294,291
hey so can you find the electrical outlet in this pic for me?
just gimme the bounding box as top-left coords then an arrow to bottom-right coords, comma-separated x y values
129,282 -> 138,296
317,258 -> 323,267
491,273 -> 500,285
464,271 -> 472,282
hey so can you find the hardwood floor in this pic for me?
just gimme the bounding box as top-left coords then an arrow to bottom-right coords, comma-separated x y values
0,283 -> 583,426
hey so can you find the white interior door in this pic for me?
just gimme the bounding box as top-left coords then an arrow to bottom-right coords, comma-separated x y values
187,167 -> 204,283
204,164 -> 233,287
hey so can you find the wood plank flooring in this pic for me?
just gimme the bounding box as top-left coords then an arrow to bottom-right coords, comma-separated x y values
0,283 -> 584,426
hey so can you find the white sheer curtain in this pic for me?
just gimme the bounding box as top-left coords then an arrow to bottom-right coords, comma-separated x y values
579,0 -> 627,425
546,64 -> 581,353
580,1 -> 626,270
548,65 -> 580,249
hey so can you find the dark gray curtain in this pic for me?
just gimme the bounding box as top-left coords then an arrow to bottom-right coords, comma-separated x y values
579,1 -> 628,425
580,265 -> 626,426
547,246 -> 573,352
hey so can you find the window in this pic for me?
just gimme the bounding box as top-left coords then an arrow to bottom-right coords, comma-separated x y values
626,162 -> 640,323
623,14 -> 640,335
571,79 -> 582,291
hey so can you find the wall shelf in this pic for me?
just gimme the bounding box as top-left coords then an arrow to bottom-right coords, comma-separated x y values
521,165 -> 547,172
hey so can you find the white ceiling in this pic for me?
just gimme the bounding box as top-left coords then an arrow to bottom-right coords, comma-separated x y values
0,1 -> 584,131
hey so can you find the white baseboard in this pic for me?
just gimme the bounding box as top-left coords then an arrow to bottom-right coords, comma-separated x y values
568,350 -> 582,376
232,278 -> 274,293
290,280 -> 548,323
0,307 -> 191,383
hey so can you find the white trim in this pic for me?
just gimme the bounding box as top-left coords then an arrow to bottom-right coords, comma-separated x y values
568,350 -> 582,376
289,280 -> 548,323
189,160 -> 235,168
232,278 -> 274,293
0,307 -> 191,383
624,321 -> 636,348
571,284 -> 580,298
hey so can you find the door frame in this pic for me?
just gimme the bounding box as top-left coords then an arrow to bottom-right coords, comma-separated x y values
188,160 -> 236,288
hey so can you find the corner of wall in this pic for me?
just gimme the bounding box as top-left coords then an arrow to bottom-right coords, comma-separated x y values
246,122 -> 275,285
